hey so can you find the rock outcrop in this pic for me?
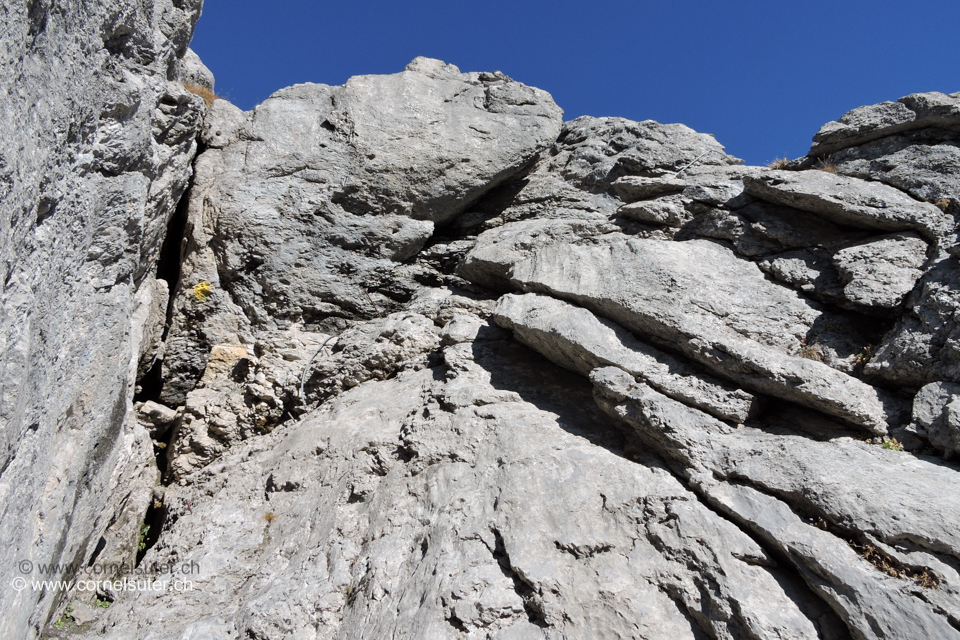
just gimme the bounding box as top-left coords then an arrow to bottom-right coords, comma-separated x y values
158,58 -> 562,406
0,1 -> 206,636
4,9 -> 960,638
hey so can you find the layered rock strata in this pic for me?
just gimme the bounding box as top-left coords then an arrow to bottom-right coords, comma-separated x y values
7,24 -> 960,638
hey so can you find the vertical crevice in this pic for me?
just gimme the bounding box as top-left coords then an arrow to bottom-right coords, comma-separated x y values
135,498 -> 167,566
155,170 -> 195,326
134,144 -> 201,406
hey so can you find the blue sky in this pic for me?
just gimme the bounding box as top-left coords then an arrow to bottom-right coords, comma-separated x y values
191,0 -> 959,166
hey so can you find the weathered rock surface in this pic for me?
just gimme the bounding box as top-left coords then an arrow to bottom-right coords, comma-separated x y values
6,28 -> 960,640
158,58 -> 563,406
82,330 -> 845,640
759,249 -> 848,304
831,134 -> 960,206
0,0 -> 205,636
467,231 -> 899,431
593,366 -> 960,640
449,116 -> 743,237
493,293 -> 759,423
810,91 -> 960,157
743,170 -> 952,240
865,257 -> 960,387
832,232 -> 929,309
911,382 -> 960,457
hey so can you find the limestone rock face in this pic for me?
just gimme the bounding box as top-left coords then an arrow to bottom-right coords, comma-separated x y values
810,91 -> 960,157
832,232 -> 929,310
742,169 -> 951,240
83,333 -> 842,640
0,0 -> 204,636
159,57 -> 563,406
6,27 -> 960,639
592,365 -> 960,640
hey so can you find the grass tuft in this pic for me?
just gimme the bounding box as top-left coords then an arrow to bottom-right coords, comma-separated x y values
767,157 -> 790,170
851,541 -> 939,589
799,340 -> 823,362
815,158 -> 838,173
183,83 -> 218,108
882,439 -> 904,451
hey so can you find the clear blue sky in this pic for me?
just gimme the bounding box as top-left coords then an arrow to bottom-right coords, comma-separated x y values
191,0 -> 959,166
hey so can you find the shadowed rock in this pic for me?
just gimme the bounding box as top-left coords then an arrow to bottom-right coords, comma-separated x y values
743,170 -> 952,241
593,366 -> 960,640
493,293 -> 760,422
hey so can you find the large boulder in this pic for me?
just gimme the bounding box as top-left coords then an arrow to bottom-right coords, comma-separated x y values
831,232 -> 929,310
159,58 -> 563,405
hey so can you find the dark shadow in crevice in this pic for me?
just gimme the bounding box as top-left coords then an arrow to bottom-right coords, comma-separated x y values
491,528 -> 548,628
135,499 -> 167,566
471,329 -> 630,457
473,331 -> 853,638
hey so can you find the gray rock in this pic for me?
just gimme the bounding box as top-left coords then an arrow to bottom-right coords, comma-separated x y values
465,227 -> 900,431
618,195 -> 691,227
440,314 -> 487,345
832,135 -> 960,205
810,91 -> 960,157
69,601 -> 99,626
452,115 -> 743,237
759,249 -> 848,304
832,232 -> 929,309
176,48 -> 215,91
706,483 -> 960,640
911,381 -> 960,456
548,116 -> 742,192
452,171 -> 618,235
458,217 -> 619,291
865,257 -> 960,387
131,278 -> 170,384
160,58 -> 563,405
493,293 -> 759,422
613,175 -> 689,202
136,401 -> 179,440
593,366 -> 960,640
335,58 -> 563,225
682,201 -> 862,258
80,333 -> 834,640
0,0 -> 203,635
743,169 -> 952,240
165,312 -> 444,477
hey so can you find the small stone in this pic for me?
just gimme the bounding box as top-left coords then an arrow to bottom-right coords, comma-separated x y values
69,601 -> 98,626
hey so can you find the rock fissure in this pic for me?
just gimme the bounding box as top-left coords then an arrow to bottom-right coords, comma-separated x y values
6,12 -> 960,636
